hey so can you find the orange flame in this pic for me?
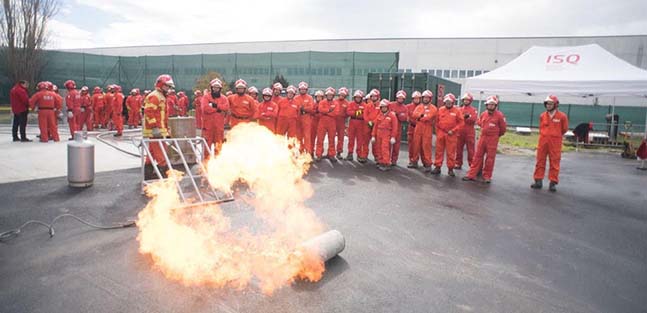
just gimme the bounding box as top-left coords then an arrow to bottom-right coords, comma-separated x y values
137,123 -> 325,295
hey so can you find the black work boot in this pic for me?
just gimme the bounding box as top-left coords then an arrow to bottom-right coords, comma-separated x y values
345,153 -> 354,161
448,169 -> 456,177
549,181 -> 557,192
530,179 -> 543,189
423,166 -> 431,173
336,152 -> 344,160
407,162 -> 418,168
430,167 -> 441,175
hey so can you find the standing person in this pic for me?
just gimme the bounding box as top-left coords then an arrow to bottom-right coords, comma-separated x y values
104,85 -> 115,130
271,82 -> 284,103
51,84 -> 64,130
143,74 -> 175,179
257,88 -> 278,133
295,82 -> 315,154
126,89 -> 140,128
91,87 -> 105,129
201,78 -> 230,155
410,90 -> 437,172
112,85 -> 125,137
29,82 -> 60,142
389,90 -> 409,166
177,91 -> 189,117
227,79 -> 257,128
346,89 -> 368,161
78,86 -> 93,132
365,89 -> 382,162
10,80 -> 31,142
531,95 -> 569,192
193,90 -> 203,131
276,85 -> 299,139
455,92 -> 477,170
431,93 -> 464,176
371,99 -> 398,171
312,90 -> 324,153
166,89 -> 177,117
64,80 -> 81,140
406,91 -> 422,168
315,87 -> 338,162
334,87 -> 350,159
463,96 -> 507,183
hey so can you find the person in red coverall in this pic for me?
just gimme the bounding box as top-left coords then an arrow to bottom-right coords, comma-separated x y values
10,80 -> 31,142
388,90 -> 409,166
257,87 -> 278,133
91,87 -> 104,129
334,87 -> 350,159
462,96 -> 507,183
455,92 -> 478,169
316,87 -> 339,162
371,99 -> 398,171
247,86 -> 260,121
312,90 -> 324,153
29,82 -> 60,142
193,90 -> 203,130
126,89 -> 140,128
406,91 -> 422,168
276,85 -> 299,139
531,95 -> 569,192
78,86 -> 93,132
365,89 -> 381,162
177,91 -> 189,117
142,74 -> 174,179
346,89 -> 369,162
64,80 -> 81,140
410,90 -> 437,172
271,82 -> 283,103
201,78 -> 230,155
431,93 -> 464,176
227,79 -> 256,128
295,82 -> 315,154
50,84 -> 64,131
112,85 -> 125,136
104,85 -> 115,129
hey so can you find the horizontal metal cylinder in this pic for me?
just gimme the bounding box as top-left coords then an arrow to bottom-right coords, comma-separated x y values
300,229 -> 345,262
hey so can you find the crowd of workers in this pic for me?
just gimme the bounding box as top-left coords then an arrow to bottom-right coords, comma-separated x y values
9,73 -> 568,191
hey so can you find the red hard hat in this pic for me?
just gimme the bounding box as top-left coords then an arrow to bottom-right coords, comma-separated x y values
314,90 -> 324,97
273,82 -> 283,90
338,87 -> 349,96
262,87 -> 272,96
286,85 -> 297,94
194,90 -> 202,95
422,90 -> 433,98
93,86 -> 101,93
155,74 -> 175,89
298,81 -> 308,89
443,93 -> 456,103
353,89 -> 365,98
411,91 -> 422,98
64,80 -> 76,90
80,86 -> 89,92
37,82 -> 47,90
248,86 -> 258,94
325,87 -> 335,95
485,95 -> 499,105
210,78 -> 223,88
45,81 -> 54,90
396,90 -> 407,99
114,85 -> 122,92
379,99 -> 390,107
461,92 -> 474,103
177,91 -> 185,97
544,95 -> 559,107
370,89 -> 381,98
235,79 -> 247,89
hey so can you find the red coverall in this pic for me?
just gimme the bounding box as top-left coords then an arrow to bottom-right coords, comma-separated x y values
113,92 -> 124,135
257,100 -> 278,133
193,95 -> 203,129
466,110 -> 507,180
335,98 -> 349,154
92,92 -> 105,128
534,111 -> 569,183
312,101 -> 320,152
104,92 -> 114,128
365,101 -> 381,160
178,95 -> 188,116
166,94 -> 177,117
66,89 -> 81,137
410,104 -> 438,167
405,102 -> 418,164
53,93 -> 63,128
126,95 -> 141,127
346,100 -> 369,158
29,90 -> 60,142
143,90 -> 169,166
277,97 -> 299,139
316,99 -> 337,158
372,110 -> 398,166
388,101 -> 408,164
201,93 -> 230,154
227,94 -> 256,128
456,104 -> 477,167
295,94 -> 315,153
79,93 -> 93,131
434,106 -> 465,169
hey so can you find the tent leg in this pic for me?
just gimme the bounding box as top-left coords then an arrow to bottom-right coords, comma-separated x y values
611,97 -> 616,144
476,92 -> 483,142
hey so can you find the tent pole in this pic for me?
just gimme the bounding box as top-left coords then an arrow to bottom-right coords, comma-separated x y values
476,91 -> 483,141
611,97 -> 616,144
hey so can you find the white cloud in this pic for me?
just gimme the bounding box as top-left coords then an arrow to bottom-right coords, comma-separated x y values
48,19 -> 94,49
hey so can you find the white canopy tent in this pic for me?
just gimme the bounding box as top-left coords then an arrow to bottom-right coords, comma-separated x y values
463,44 -> 647,139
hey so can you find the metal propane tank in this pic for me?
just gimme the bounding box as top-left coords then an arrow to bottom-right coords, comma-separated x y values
67,132 -> 95,187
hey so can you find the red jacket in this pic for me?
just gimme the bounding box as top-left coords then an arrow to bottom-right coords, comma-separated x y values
29,90 -> 57,110
479,110 -> 507,137
10,83 -> 29,114
459,105 -> 478,130
113,92 -> 124,114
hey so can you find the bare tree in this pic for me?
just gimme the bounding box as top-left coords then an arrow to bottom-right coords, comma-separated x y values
0,0 -> 58,86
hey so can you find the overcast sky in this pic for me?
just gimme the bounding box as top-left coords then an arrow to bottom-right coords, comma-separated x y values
49,0 -> 647,49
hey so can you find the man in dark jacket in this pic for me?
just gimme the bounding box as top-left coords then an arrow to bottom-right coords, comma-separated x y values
10,80 -> 32,142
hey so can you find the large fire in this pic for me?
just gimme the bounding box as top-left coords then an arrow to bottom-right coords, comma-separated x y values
136,123 -> 326,294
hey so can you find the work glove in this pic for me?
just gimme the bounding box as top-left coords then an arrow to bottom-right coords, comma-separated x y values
390,137 -> 396,145
209,102 -> 216,108
67,111 -> 73,118
368,121 -> 374,128
370,137 -> 376,143
152,127 -> 162,138
58,112 -> 64,119
448,130 -> 454,136
80,107 -> 86,113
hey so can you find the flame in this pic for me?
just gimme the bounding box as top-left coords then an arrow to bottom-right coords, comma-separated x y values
136,123 -> 325,295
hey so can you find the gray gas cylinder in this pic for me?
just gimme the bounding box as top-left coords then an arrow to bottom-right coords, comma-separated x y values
67,132 -> 95,187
